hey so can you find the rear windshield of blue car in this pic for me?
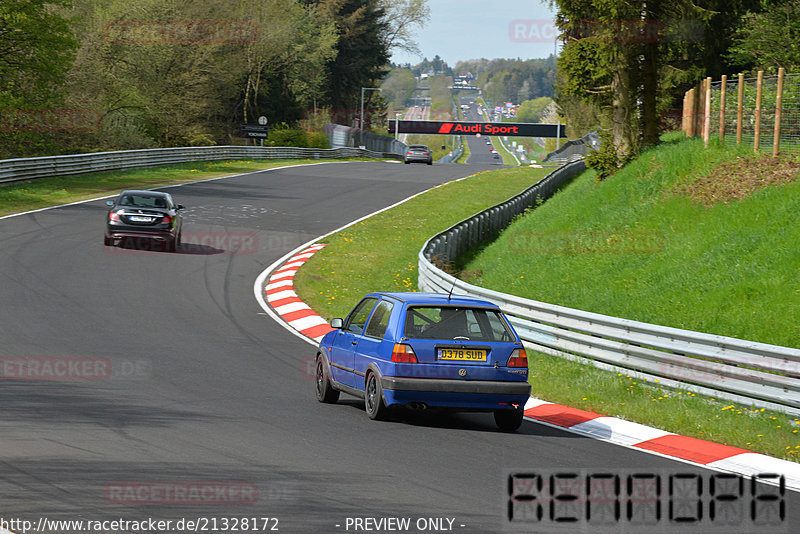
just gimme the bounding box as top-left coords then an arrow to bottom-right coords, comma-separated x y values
403,306 -> 515,342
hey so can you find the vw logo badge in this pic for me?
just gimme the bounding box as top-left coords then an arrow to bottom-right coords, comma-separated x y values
458,368 -> 467,377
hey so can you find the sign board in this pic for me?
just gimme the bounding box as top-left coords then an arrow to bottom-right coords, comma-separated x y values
388,120 -> 566,138
241,123 -> 269,138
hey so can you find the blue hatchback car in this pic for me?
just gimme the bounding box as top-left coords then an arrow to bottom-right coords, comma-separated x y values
315,292 -> 531,431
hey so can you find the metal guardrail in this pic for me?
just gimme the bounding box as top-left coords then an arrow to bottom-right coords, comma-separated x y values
543,130 -> 600,164
418,161 -> 800,415
325,123 -> 407,155
0,145 -> 397,184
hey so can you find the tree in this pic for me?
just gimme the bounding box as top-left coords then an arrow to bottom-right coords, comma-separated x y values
0,0 -> 77,108
728,0 -> 800,72
550,0 -> 759,173
309,0 -> 391,126
379,0 -> 430,57
516,97 -> 553,123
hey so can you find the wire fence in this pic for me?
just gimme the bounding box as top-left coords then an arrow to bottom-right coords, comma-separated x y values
682,69 -> 800,156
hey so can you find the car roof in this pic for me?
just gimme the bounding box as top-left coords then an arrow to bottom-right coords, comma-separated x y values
370,291 -> 500,309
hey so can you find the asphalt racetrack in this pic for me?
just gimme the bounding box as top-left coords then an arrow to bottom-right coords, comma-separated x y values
1,161 -> 796,533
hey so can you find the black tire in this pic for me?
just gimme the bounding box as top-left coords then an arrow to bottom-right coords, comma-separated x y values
166,236 -> 177,253
404,161 -> 410,164
427,161 -> 432,165
103,235 -> 113,246
315,355 -> 339,403
365,371 -> 388,420
494,408 -> 524,432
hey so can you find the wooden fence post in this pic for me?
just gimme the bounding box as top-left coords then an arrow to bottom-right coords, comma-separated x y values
685,88 -> 696,137
719,74 -> 727,143
754,70 -> 763,152
703,77 -> 712,147
683,88 -> 692,136
773,67 -> 785,158
737,73 -> 744,145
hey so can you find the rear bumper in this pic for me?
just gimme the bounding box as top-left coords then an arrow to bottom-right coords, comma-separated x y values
106,227 -> 176,241
404,155 -> 432,163
381,376 -> 530,396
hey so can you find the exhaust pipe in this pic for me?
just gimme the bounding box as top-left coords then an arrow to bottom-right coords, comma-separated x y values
407,402 -> 428,411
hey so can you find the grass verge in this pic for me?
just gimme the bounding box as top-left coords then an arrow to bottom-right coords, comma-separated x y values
293,166 -> 551,320
491,137 -> 519,165
529,352 -> 799,461
0,159 -> 354,217
460,134 -> 800,348
456,136 -> 470,164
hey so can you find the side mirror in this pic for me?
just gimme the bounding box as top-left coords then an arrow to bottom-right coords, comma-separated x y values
106,200 -> 114,206
176,204 -> 185,210
330,318 -> 343,329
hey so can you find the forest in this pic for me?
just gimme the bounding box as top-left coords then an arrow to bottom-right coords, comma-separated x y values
0,0 -> 428,158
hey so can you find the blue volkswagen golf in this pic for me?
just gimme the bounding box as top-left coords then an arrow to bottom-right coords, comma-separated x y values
315,292 -> 531,431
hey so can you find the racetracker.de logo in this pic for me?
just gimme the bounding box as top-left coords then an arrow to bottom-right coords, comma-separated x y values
1,357 -> 112,380
104,20 -> 258,45
104,482 -> 259,505
509,20 -> 558,43
0,108 -> 102,133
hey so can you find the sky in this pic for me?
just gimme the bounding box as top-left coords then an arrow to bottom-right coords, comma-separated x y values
390,0 -> 559,67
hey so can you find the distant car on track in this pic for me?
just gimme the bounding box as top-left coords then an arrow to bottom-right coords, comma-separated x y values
104,190 -> 184,252
404,145 -> 433,165
315,292 -> 531,431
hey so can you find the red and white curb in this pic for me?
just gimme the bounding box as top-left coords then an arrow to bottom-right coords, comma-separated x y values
265,243 -> 334,342
264,245 -> 800,492
524,398 -> 800,490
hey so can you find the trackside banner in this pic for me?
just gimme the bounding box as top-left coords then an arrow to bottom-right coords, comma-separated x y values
388,120 -> 566,138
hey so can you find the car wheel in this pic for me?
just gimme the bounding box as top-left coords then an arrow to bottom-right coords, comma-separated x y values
404,161 -> 410,164
103,235 -> 113,246
494,408 -> 524,432
315,355 -> 339,403
365,371 -> 388,420
166,237 -> 177,253
427,161 -> 432,165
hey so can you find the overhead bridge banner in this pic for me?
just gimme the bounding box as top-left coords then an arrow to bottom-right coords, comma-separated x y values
388,120 -> 566,138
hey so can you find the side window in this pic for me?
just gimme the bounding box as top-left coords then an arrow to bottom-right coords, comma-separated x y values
344,298 -> 378,335
364,300 -> 394,339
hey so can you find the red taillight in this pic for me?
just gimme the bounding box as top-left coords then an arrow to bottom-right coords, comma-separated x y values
423,152 -> 430,155
109,212 -> 120,222
407,151 -> 413,155
161,215 -> 173,224
507,348 -> 528,368
391,343 -> 418,363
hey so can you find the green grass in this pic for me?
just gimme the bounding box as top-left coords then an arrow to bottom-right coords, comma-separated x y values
293,166 -> 552,320
405,135 -> 452,161
491,136 -> 518,165
529,352 -> 800,461
460,134 -> 800,348
0,159 -> 351,217
456,136 -> 470,164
